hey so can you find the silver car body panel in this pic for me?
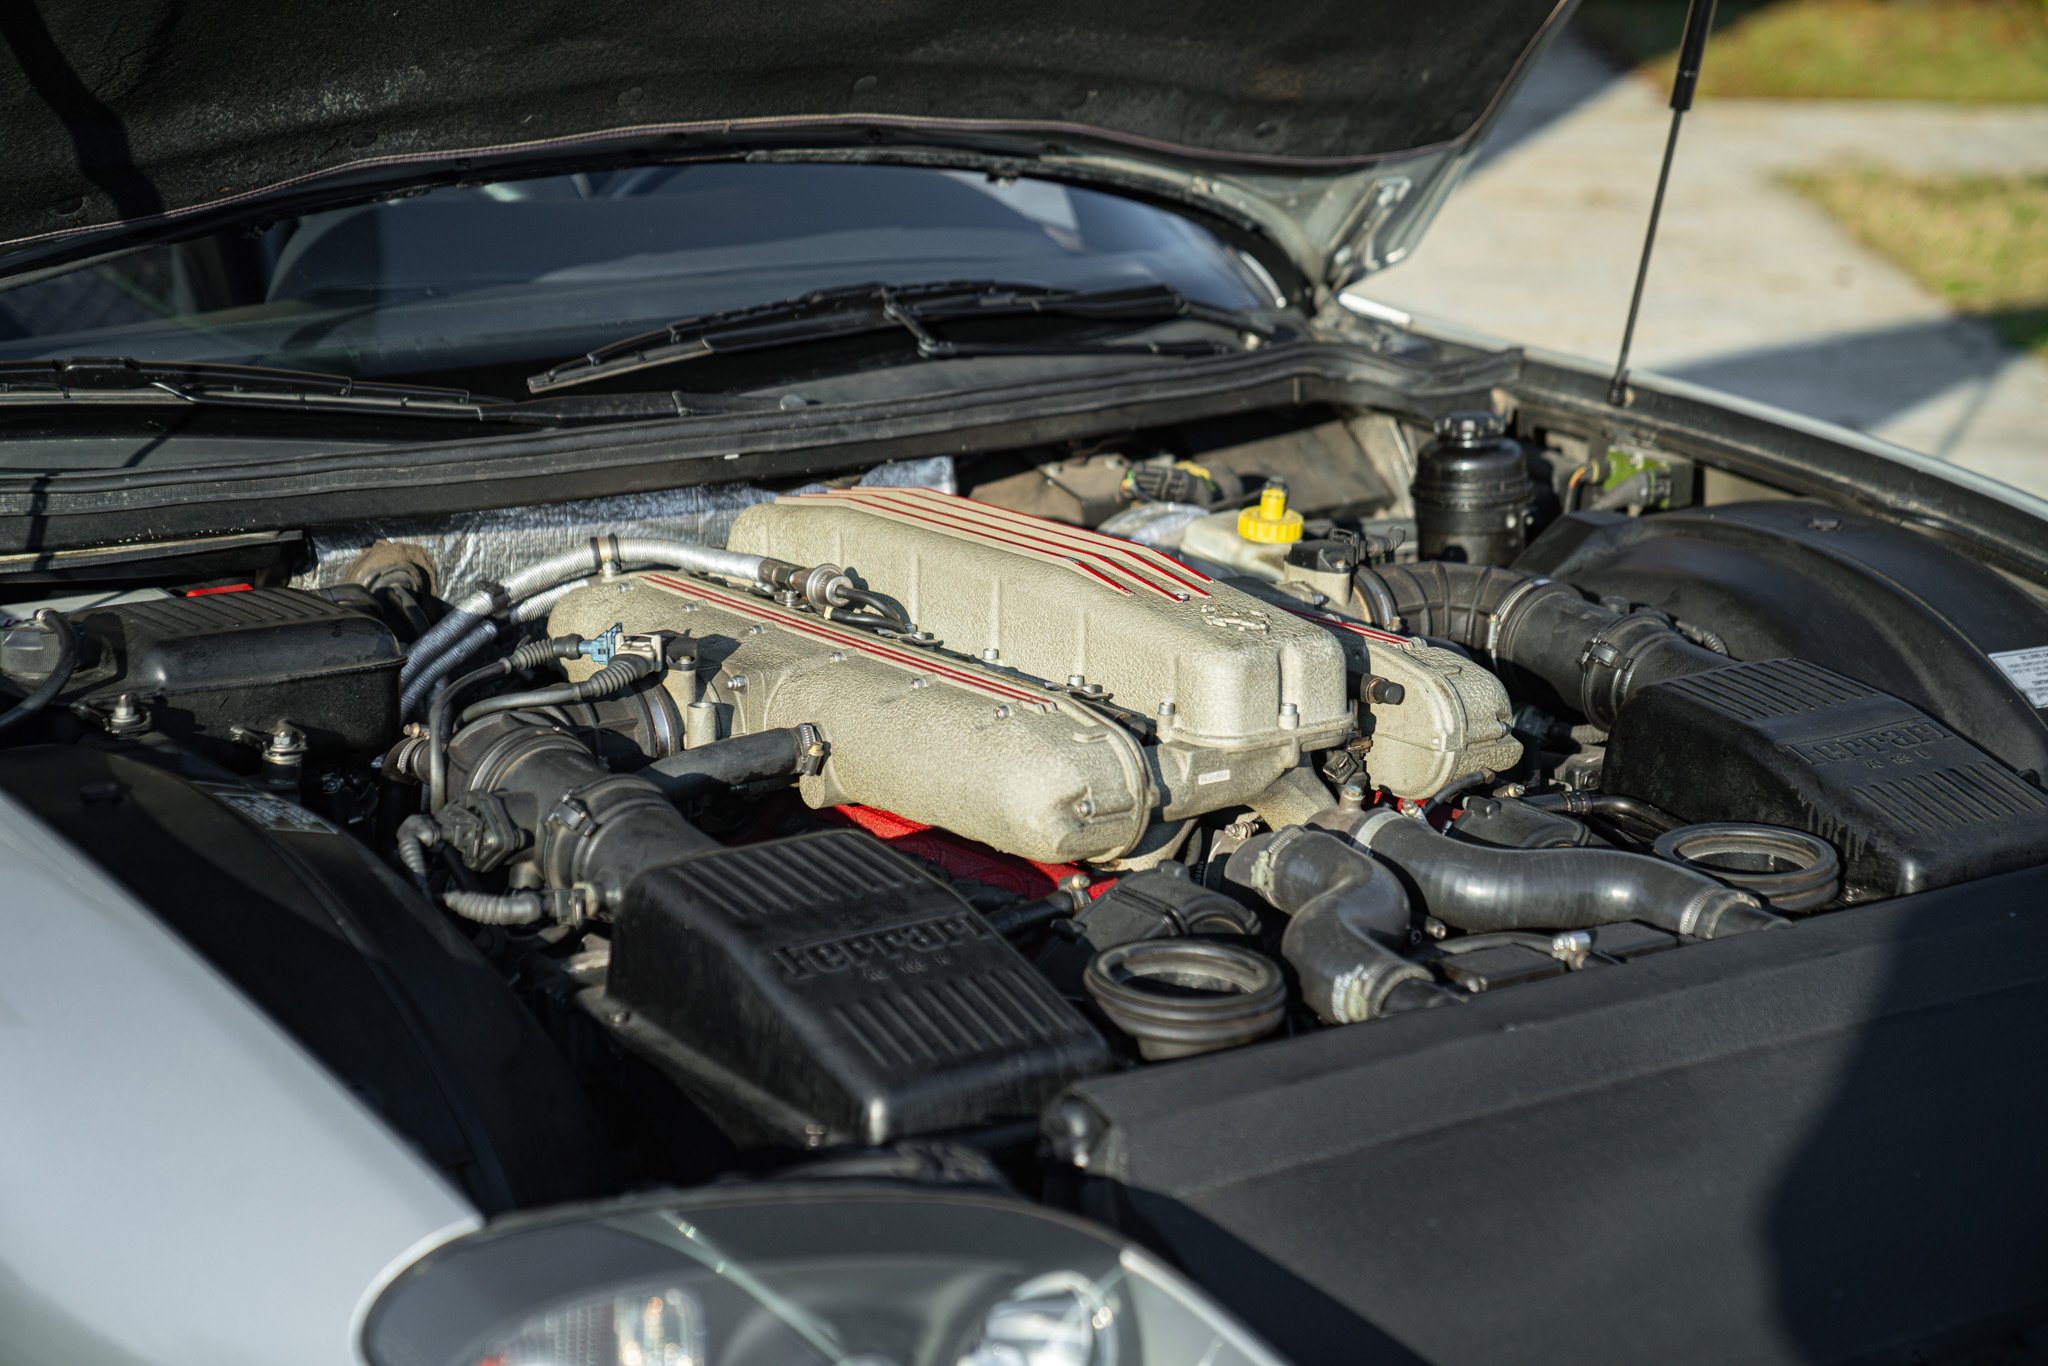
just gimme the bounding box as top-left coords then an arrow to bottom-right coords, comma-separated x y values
0,787 -> 477,1366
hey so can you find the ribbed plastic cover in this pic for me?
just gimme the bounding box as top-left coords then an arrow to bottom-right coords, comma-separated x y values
1607,658 -> 2048,898
72,587 -> 399,754
600,830 -> 1108,1146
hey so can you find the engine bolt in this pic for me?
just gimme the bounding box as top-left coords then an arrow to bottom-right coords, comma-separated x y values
1075,798 -> 1095,819
910,676 -> 929,690
106,692 -> 149,736
982,646 -> 1001,661
829,650 -> 846,663
727,674 -> 748,692
993,704 -> 1011,719
1068,674 -> 1086,688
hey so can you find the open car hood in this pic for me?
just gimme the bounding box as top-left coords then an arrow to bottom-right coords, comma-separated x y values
0,0 -> 1571,297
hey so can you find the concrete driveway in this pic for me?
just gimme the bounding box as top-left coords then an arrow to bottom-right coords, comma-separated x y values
1350,31 -> 2048,497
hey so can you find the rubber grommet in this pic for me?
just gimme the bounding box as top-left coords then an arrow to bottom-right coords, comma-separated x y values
1653,822 -> 1841,913
1083,939 -> 1286,1060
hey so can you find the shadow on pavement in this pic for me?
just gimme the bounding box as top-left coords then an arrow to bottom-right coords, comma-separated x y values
1661,315 -> 2020,444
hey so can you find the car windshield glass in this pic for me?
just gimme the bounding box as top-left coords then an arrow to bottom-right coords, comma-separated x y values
0,164 -> 1278,386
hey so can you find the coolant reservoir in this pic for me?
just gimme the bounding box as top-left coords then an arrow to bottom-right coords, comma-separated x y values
1181,483 -> 1302,581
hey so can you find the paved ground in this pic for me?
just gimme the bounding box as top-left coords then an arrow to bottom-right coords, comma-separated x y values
1349,32 -> 2048,496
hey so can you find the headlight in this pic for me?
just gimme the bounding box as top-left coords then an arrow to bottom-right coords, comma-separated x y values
363,1186 -> 1291,1366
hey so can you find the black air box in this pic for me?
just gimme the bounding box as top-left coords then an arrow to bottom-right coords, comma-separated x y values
598,830 -> 1109,1146
69,588 -> 400,754
1517,501 -> 2048,779
1606,658 -> 2048,898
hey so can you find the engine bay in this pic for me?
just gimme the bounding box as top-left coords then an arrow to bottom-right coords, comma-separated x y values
7,400 -> 2048,1206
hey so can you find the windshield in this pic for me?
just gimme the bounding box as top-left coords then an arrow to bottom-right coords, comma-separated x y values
0,164 -> 1279,385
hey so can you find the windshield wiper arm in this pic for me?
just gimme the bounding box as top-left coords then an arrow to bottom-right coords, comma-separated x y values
525,281 -> 1271,395
0,357 -> 545,422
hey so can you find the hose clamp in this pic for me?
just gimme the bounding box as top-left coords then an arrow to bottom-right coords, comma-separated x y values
793,721 -> 829,777
1339,805 -> 1403,849
592,534 -> 625,580
1483,575 -> 1552,656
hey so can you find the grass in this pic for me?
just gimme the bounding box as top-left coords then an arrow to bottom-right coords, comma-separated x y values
1574,0 -> 2048,102
1782,167 -> 2048,357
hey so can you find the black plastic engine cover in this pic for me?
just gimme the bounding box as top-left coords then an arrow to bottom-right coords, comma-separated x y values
599,830 -> 1109,1147
1516,501 -> 2048,781
68,587 -> 400,755
1606,658 -> 2048,898
1057,861 -> 2048,1366
0,742 -> 613,1211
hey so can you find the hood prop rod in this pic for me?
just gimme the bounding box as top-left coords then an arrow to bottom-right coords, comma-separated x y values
1606,0 -> 1719,407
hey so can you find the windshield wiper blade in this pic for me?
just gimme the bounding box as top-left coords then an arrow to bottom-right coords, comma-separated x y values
525,281 -> 1270,395
0,357 -> 541,422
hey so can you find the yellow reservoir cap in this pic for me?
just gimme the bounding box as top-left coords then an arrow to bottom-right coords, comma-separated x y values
1238,484 -> 1304,544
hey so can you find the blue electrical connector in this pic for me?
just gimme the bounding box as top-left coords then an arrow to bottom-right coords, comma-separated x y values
579,623 -> 625,666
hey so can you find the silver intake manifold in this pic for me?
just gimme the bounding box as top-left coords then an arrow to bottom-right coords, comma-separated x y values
547,488 -> 1517,862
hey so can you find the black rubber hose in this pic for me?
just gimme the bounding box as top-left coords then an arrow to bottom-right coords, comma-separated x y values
0,610 -> 78,736
440,712 -> 718,907
1351,561 -> 1727,726
1227,827 -> 1450,1024
822,609 -> 905,633
1452,795 -> 1600,849
455,653 -> 654,730
1674,619 -> 1731,656
985,891 -> 1077,939
394,813 -> 440,896
1524,791 -> 1684,840
442,889 -> 549,926
643,727 -> 810,802
835,585 -> 912,630
1341,807 -> 1784,939
428,635 -> 584,811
